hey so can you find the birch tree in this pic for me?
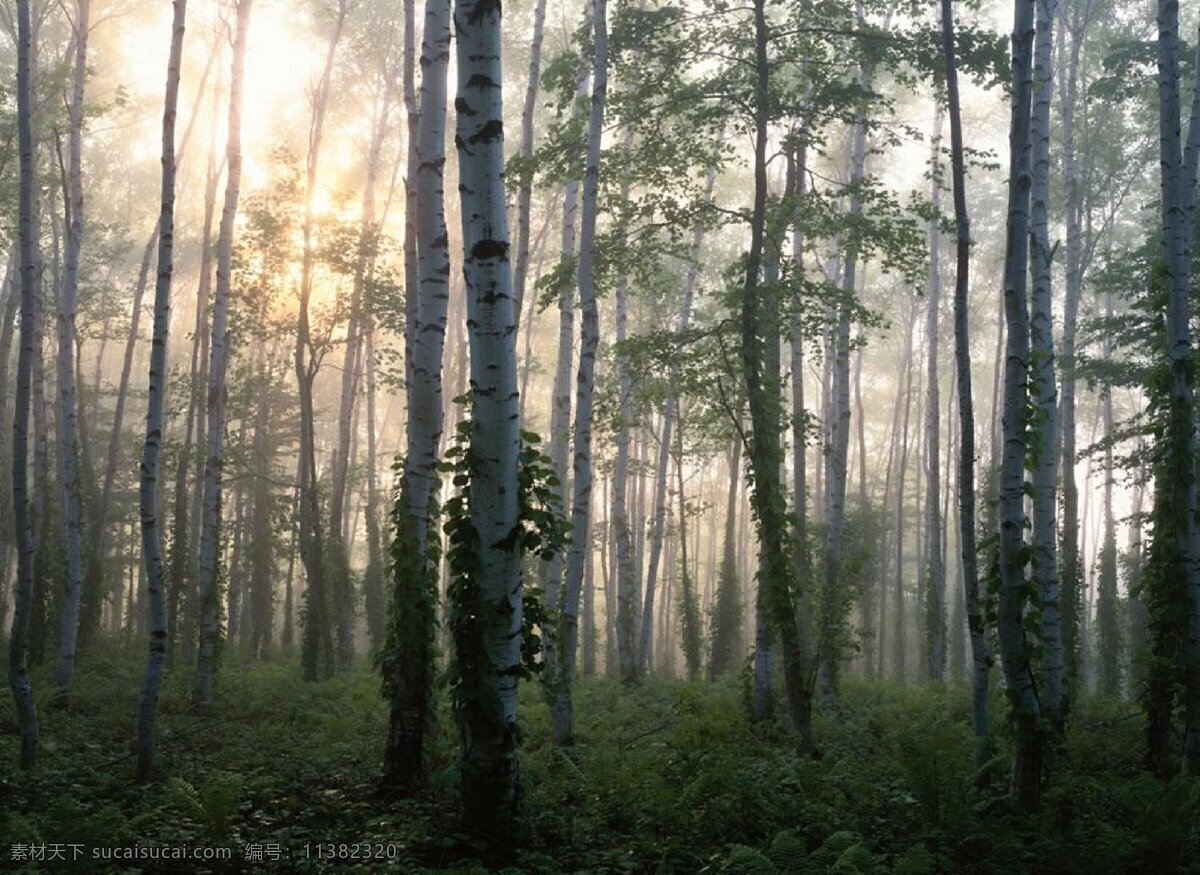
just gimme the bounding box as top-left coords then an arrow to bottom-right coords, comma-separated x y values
941,0 -> 990,753
383,0 -> 452,786
511,0 -> 549,323
997,0 -> 1043,809
1029,0 -> 1063,727
194,0 -> 252,706
452,0 -> 523,826
137,0 -> 186,781
744,0 -> 813,747
296,0 -> 348,681
1150,0 -> 1200,775
52,0 -> 89,700
924,99 -> 945,683
8,0 -> 39,769
551,0 -> 606,745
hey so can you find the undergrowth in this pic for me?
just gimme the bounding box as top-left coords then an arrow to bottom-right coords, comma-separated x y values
0,643 -> 1197,873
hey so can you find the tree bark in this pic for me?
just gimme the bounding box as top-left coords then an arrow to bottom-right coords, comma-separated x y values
1153,0 -> 1200,775
52,0 -> 89,700
638,170 -> 711,674
1029,0 -> 1063,728
708,436 -> 742,679
384,0 -> 452,786
924,98 -> 945,683
9,0 -> 40,770
194,0 -> 251,706
511,0 -> 549,324
551,0 -> 606,746
296,0 -> 348,681
997,0 -> 1043,809
743,0 -> 813,748
942,0 -> 992,754
1056,0 -> 1086,707
136,0 -> 186,781
452,0 -> 522,829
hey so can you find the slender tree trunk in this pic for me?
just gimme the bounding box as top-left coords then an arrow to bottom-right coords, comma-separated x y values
942,0 -> 991,754
511,0 -> 549,324
1057,0 -> 1085,708
924,98 -> 946,683
551,0 -> 606,746
1096,286 -> 1119,698
136,0 -> 186,781
744,0 -> 813,748
452,0 -> 522,828
1030,0 -> 1063,728
893,322 -> 915,683
613,271 -> 637,682
52,0 -> 89,701
384,0 -> 452,786
789,145 -> 812,677
540,11 -> 590,682
709,436 -> 742,679
1152,0 -> 1200,775
819,3 -> 869,698
998,0 -> 1043,809
638,170 -> 711,674
9,0 -> 40,769
328,50 -> 394,671
194,0 -> 251,706
0,256 -> 16,642
296,0 -> 347,681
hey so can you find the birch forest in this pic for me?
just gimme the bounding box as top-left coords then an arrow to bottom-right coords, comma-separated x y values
1,0 -> 1199,870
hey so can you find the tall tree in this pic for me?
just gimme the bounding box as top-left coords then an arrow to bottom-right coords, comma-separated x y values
924,98 -> 945,683
941,0 -> 991,753
8,0 -> 39,770
708,436 -> 742,679
1149,0 -> 1200,775
1029,0 -> 1063,727
1056,0 -> 1088,706
997,0 -> 1043,809
510,0 -> 549,323
194,0 -> 252,706
296,0 -> 348,681
551,0 -> 606,745
743,0 -> 813,748
1096,286 -> 1119,697
137,0 -> 187,782
383,0 -> 452,785
52,0 -> 90,700
452,0 -> 523,828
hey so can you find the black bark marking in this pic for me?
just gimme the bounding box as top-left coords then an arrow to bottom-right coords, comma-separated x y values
471,238 -> 509,261
468,119 -> 504,145
467,0 -> 502,26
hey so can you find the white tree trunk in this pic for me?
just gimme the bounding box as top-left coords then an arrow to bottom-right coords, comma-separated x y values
924,98 -> 946,682
1057,0 -> 1085,702
998,0 -> 1043,809
194,0 -> 251,706
453,0 -> 522,825
1030,0 -> 1063,725
9,0 -> 39,770
137,0 -> 186,781
384,0 -> 452,785
637,171 -> 711,674
510,0 -> 549,323
552,0 -> 607,744
52,0 -> 89,700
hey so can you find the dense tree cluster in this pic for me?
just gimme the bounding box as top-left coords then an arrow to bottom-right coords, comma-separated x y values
0,0 -> 1198,862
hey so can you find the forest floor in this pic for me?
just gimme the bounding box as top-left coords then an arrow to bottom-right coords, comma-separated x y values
1,645 -> 1197,873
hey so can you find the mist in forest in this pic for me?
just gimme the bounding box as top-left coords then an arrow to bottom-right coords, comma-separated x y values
0,0 -> 1195,871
